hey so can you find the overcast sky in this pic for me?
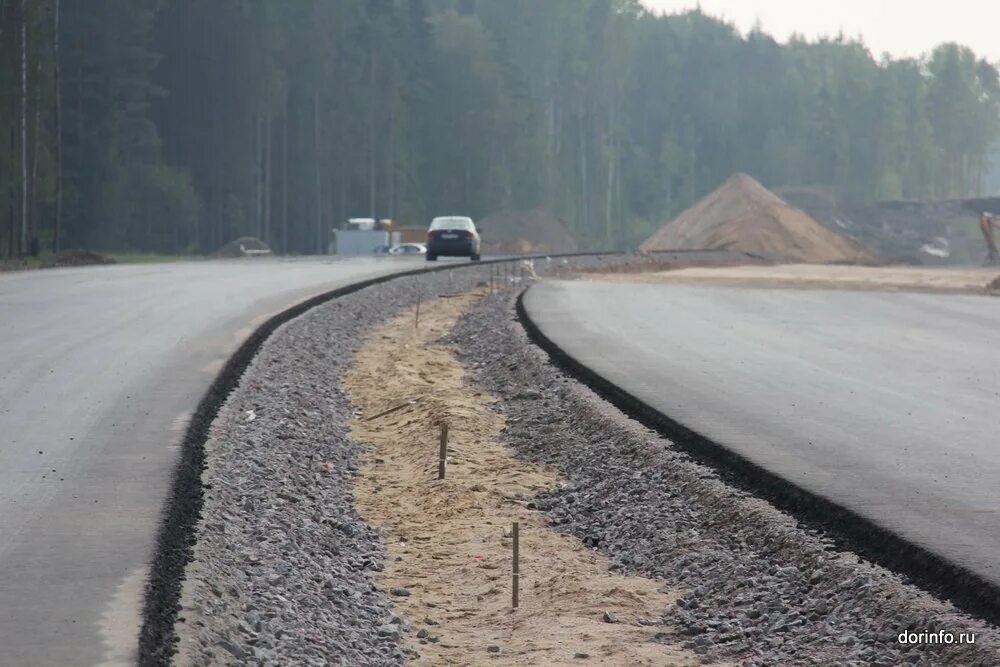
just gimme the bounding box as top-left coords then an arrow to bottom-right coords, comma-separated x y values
640,0 -> 1000,63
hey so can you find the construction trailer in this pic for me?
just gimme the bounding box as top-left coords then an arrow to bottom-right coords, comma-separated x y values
330,218 -> 396,255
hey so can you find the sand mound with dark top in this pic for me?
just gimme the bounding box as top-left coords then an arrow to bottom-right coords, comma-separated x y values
641,174 -> 877,263
478,208 -> 578,253
215,237 -> 273,258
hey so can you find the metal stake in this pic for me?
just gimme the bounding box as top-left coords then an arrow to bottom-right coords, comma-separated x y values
438,422 -> 448,480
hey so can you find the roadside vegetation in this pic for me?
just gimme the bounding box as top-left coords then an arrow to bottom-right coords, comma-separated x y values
0,251 -> 194,272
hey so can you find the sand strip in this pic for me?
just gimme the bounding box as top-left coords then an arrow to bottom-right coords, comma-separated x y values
589,263 -> 1000,294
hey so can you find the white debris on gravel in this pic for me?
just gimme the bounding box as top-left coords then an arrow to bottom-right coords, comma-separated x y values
445,290 -> 1000,667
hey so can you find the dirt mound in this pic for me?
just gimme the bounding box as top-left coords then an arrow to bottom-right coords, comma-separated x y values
478,208 -> 578,253
42,249 -> 116,268
215,236 -> 272,258
641,174 -> 877,263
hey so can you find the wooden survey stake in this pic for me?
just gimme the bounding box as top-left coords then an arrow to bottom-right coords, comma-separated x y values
512,521 -> 520,609
438,422 -> 448,480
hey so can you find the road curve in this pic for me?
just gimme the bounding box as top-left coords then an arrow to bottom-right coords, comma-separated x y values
523,280 -> 1000,594
0,258 -> 422,666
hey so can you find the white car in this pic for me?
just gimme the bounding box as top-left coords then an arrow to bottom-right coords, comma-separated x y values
388,243 -> 426,255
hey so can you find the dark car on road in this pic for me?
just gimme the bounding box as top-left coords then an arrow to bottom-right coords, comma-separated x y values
426,216 -> 481,261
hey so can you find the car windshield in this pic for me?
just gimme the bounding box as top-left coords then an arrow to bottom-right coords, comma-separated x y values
430,217 -> 474,230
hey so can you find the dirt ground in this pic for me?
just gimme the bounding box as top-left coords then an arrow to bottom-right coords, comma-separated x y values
345,289 -> 709,666
589,263 -> 1000,294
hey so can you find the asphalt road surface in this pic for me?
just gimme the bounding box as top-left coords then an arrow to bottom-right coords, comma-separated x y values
0,258 -> 424,666
525,280 -> 1000,589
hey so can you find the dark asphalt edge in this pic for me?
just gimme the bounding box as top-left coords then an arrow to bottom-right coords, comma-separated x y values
136,253 -> 625,665
515,285 -> 1000,627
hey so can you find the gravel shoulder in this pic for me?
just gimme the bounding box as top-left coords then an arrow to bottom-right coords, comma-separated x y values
446,285 -> 1000,666
171,267 -> 494,666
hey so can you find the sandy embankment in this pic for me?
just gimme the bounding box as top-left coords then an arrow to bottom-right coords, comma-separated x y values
589,263 -> 1000,294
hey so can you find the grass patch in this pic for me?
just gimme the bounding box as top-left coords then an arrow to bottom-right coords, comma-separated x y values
1,251 -> 201,272
0,256 -> 45,272
106,252 -> 198,264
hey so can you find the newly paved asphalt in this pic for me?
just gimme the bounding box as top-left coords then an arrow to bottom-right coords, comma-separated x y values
0,258 -> 422,666
525,280 -> 1000,588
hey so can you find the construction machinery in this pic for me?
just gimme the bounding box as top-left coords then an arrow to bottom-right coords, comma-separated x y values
980,212 -> 1000,265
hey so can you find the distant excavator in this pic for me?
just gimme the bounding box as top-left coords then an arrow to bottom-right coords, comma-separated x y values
980,212 -> 1000,265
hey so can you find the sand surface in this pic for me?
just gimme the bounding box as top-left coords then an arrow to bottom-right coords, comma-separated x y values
345,289 -> 707,666
590,263 -> 1000,294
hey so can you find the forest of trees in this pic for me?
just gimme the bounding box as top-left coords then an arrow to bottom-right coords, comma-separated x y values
2,0 -> 999,256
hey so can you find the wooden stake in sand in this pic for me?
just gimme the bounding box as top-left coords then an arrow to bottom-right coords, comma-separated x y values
364,397 -> 422,422
438,422 -> 448,480
415,291 -> 421,328
512,521 -> 520,609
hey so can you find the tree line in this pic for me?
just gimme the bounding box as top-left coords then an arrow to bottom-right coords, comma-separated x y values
2,0 -> 998,256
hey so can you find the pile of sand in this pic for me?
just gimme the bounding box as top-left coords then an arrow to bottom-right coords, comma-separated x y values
215,236 -> 272,258
640,173 -> 877,263
478,208 -> 578,254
